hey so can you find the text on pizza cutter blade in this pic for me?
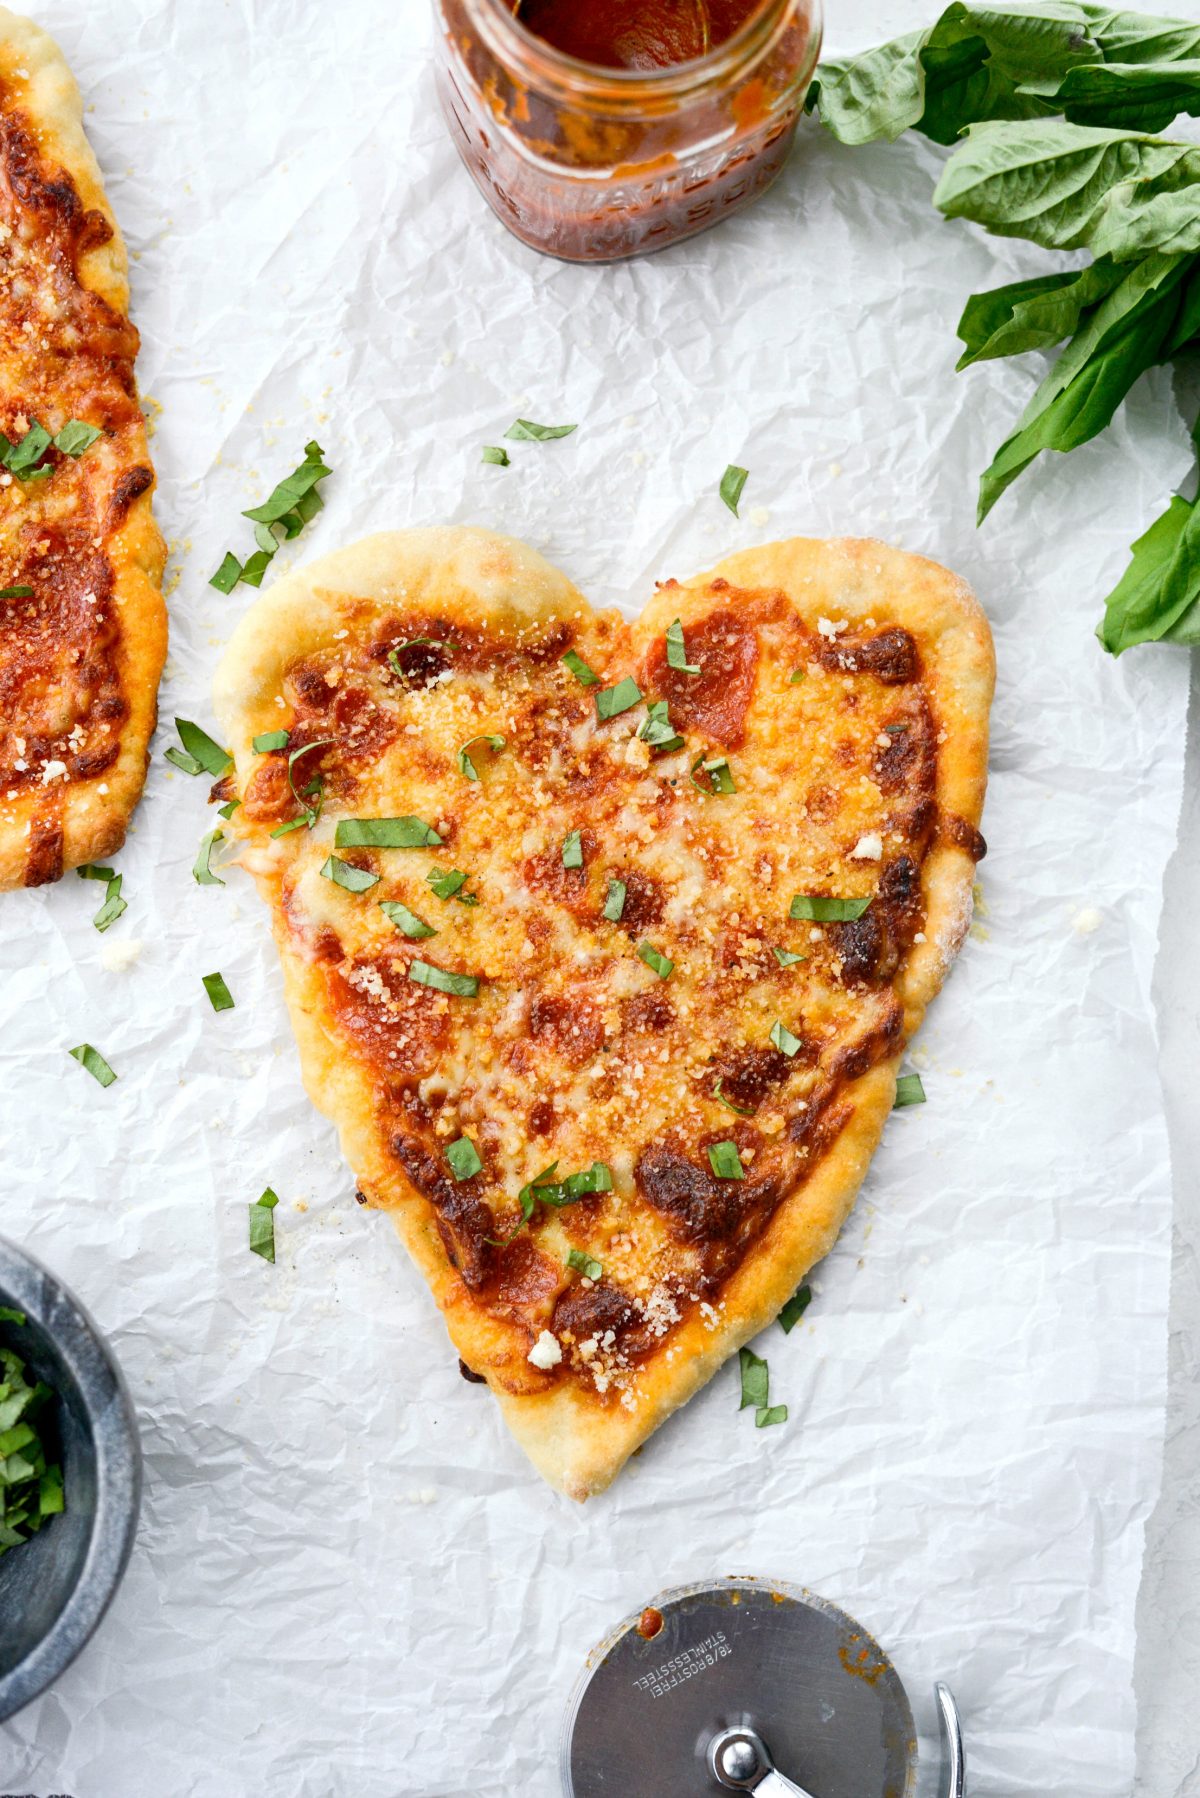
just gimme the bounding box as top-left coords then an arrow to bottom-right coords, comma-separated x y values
560,1578 -> 966,1797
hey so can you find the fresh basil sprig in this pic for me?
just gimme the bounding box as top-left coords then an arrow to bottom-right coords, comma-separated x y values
808,3 -> 1200,652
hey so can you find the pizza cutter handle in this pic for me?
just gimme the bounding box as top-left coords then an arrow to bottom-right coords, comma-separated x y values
936,1682 -> 965,1798
708,1727 -> 820,1798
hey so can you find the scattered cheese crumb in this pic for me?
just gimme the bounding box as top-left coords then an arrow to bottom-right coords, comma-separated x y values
850,833 -> 883,861
817,616 -> 847,639
528,1330 -> 562,1370
100,938 -> 142,973
1071,906 -> 1103,936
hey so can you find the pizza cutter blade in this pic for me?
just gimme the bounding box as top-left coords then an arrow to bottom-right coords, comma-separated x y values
560,1578 -> 965,1798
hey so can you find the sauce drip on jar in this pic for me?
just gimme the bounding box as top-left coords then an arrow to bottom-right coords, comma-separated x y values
516,0 -> 761,70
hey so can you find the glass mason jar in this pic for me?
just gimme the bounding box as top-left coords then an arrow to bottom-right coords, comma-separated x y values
433,0 -> 823,262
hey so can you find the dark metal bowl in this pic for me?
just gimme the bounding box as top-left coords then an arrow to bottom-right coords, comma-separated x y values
0,1238 -> 141,1723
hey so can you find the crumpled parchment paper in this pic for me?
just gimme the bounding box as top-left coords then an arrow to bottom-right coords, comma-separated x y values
0,1 -> 1190,1793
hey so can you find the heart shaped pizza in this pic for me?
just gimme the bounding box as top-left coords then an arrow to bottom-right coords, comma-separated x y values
213,527 -> 992,1499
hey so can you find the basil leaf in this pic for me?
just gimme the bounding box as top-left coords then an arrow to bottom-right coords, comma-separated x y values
738,1345 -> 769,1409
482,445 -> 510,466
637,941 -> 674,979
0,584 -> 32,598
790,894 -> 871,921
955,260 -> 1125,368
336,816 -> 442,848
77,864 -> 116,883
720,463 -> 748,515
779,1283 -> 812,1333
408,960 -> 479,997
54,419 -> 102,457
218,799 -> 240,820
566,1249 -> 603,1280
562,828 -> 583,868
320,855 -> 380,894
0,1308 -> 26,1326
772,946 -> 808,967
69,1043 -> 116,1087
504,419 -> 578,441
709,1140 -> 745,1180
788,667 -> 806,684
4,422 -> 51,475
561,649 -> 599,686
242,440 -> 331,525
596,676 -> 642,721
1054,58 -> 1200,134
639,700 -> 684,753
755,1404 -> 788,1428
202,971 -> 235,1012
193,829 -> 225,886
447,1137 -> 483,1180
249,1188 -> 279,1263
894,1072 -> 928,1108
281,737 -> 333,832
713,1077 -> 754,1117
603,877 -> 626,922
237,548 -> 274,589
769,1020 -> 802,1058
253,729 -> 290,753
426,867 -> 477,903
388,637 -> 457,683
457,734 -> 504,781
1099,487 -> 1200,652
504,1161 -> 614,1239
209,552 -> 243,594
379,900 -> 437,939
665,617 -> 700,674
172,718 -> 233,778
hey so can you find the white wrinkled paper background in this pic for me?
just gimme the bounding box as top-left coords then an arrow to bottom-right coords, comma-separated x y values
0,1 -> 1190,1792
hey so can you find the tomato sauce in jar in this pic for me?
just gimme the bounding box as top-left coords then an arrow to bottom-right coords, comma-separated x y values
433,0 -> 821,262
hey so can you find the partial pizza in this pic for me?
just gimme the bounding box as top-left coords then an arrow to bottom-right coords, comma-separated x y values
0,10 -> 165,890
213,527 -> 993,1499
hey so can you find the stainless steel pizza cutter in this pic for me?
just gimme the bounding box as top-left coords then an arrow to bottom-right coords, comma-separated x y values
560,1578 -> 965,1798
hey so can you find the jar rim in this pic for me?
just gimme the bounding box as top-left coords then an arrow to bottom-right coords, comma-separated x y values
466,0 -> 806,101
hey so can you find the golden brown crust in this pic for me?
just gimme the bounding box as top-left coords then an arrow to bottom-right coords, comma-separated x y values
0,9 -> 166,889
214,528 -> 993,1500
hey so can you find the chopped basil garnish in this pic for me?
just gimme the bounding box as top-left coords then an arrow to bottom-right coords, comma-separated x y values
691,755 -> 735,795
408,960 -> 479,997
202,972 -> 235,1012
756,1404 -> 788,1428
213,441 -> 330,591
637,941 -> 673,979
894,1072 -> 927,1109
249,1188 -> 279,1263
603,877 -> 626,922
665,617 -> 700,674
253,729 -> 290,753
713,1077 -> 753,1117
388,637 -> 457,682
320,855 -> 380,894
379,900 -> 436,940
69,1043 -> 116,1087
595,676 -> 642,721
561,649 -> 599,686
738,1346 -> 769,1410
790,894 -> 871,922
336,816 -> 442,848
0,1333 -> 65,1558
0,584 -> 32,598
639,700 -> 684,753
487,1160 -> 612,1247
447,1137 -> 483,1180
457,734 -> 505,781
167,718 -> 233,778
54,420 -> 102,457
276,736 -> 333,835
720,463 -> 748,516
218,799 -> 240,820
562,828 -> 583,869
0,421 -> 51,477
427,868 -> 478,904
789,667 -> 806,684
193,828 -> 225,886
769,1020 -> 802,1058
79,863 -> 126,933
772,946 -> 807,967
0,1307 -> 26,1325
566,1248 -> 603,1280
481,445 -> 510,466
779,1283 -> 812,1334
709,1140 -> 744,1180
504,419 -> 578,441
